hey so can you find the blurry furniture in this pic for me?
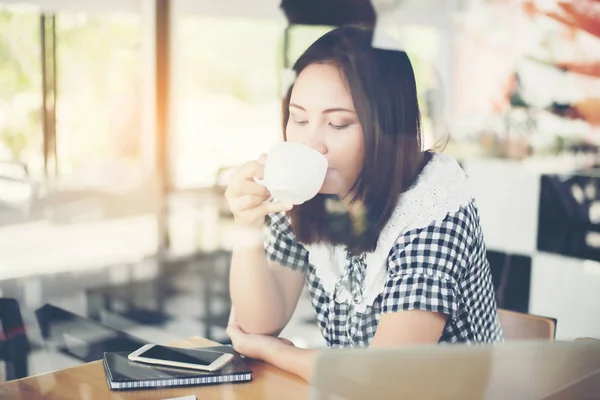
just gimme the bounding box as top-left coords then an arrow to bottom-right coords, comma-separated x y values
488,251 -> 531,313
0,298 -> 30,380
86,277 -> 173,326
199,250 -> 232,344
85,251 -> 233,344
498,308 -> 557,341
35,304 -> 145,363
214,165 -> 237,219
538,172 -> 600,261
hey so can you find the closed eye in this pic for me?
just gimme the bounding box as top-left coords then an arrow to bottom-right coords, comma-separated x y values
294,120 -> 308,126
330,123 -> 350,130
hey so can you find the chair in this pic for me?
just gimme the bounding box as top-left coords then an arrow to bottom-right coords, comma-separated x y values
0,298 -> 31,380
498,308 -> 557,341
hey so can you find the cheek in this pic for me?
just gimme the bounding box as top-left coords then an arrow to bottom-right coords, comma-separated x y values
345,129 -> 364,170
353,137 -> 365,174
354,129 -> 365,160
328,128 -> 364,170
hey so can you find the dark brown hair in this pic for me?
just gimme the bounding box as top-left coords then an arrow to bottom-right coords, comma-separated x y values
284,25 -> 426,255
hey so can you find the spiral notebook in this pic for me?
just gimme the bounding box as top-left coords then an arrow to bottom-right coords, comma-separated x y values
103,345 -> 252,391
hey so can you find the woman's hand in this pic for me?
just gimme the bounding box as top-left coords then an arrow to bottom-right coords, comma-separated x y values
224,155 -> 293,228
226,308 -> 295,361
227,308 -> 316,382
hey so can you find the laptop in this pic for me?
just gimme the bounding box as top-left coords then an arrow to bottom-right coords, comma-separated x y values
310,340 -> 600,400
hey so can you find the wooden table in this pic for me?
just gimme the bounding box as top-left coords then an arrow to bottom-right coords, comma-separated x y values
0,337 -> 309,400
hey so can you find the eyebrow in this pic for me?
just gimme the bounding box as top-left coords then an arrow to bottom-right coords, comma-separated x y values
289,103 -> 355,114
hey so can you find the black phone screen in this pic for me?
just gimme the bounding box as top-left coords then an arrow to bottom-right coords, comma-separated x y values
138,345 -> 224,366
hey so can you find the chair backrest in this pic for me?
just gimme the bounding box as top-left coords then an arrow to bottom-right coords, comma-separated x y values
498,309 -> 557,341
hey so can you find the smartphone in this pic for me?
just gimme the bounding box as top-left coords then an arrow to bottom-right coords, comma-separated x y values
127,344 -> 234,372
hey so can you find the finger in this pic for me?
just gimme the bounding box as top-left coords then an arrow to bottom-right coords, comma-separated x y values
233,194 -> 269,212
247,202 -> 293,220
235,160 -> 264,181
253,162 -> 265,180
237,180 -> 271,197
258,153 -> 267,164
226,179 -> 269,199
278,338 -> 295,346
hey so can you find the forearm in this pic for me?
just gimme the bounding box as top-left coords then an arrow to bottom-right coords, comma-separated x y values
229,243 -> 286,335
263,342 -> 318,383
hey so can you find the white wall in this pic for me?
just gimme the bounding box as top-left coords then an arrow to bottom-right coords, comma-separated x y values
530,253 -> 600,340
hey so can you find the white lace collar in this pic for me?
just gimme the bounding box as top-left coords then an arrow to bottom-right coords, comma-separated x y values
303,152 -> 472,313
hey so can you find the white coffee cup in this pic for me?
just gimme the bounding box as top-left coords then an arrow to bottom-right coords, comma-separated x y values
256,142 -> 328,205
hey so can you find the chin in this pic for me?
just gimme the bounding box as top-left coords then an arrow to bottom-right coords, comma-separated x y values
318,189 -> 337,195
319,190 -> 337,196
318,183 -> 343,196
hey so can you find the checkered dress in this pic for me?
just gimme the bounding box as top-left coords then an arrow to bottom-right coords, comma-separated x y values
264,200 -> 503,347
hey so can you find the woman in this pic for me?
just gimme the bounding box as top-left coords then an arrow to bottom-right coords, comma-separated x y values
224,25 -> 502,382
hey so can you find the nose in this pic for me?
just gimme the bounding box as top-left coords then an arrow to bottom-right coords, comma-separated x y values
300,128 -> 327,155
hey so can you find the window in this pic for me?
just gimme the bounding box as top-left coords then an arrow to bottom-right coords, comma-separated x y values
171,14 -> 284,189
0,2 -> 158,278
285,24 -> 334,68
0,4 -> 43,178
55,11 -> 145,191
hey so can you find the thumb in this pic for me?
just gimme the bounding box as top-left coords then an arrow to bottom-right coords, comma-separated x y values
278,337 -> 295,347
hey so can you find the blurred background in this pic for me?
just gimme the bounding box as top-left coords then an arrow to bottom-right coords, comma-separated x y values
1,0 -> 599,382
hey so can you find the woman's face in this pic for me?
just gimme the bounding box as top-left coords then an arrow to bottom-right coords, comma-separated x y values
286,63 -> 364,198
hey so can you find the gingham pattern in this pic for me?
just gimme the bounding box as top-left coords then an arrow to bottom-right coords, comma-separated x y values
264,199 -> 503,347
